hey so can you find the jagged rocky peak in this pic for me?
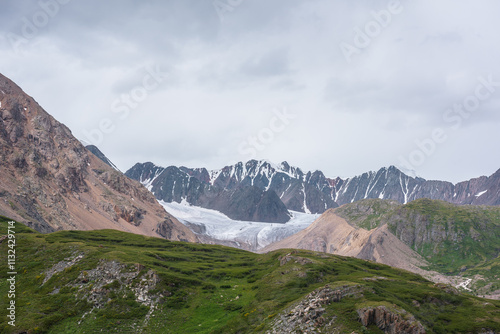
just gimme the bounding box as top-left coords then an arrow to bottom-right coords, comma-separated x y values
0,73 -> 197,242
126,158 -> 500,221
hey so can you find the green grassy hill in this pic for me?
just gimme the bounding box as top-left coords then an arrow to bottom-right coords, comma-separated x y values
1,216 -> 499,333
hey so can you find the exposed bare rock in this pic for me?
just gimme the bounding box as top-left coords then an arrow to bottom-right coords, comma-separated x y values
262,209 -> 427,274
43,252 -> 85,285
113,205 -> 145,225
267,284 -> 365,333
126,162 -> 293,223
357,305 -> 426,334
279,254 -> 313,266
0,73 -> 197,243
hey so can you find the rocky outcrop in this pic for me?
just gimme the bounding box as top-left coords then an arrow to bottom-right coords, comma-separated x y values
42,252 -> 85,285
267,284 -> 365,334
357,305 -> 426,334
74,260 -> 159,309
278,254 -> 313,266
75,259 -> 162,329
113,205 -> 145,225
0,73 -> 197,243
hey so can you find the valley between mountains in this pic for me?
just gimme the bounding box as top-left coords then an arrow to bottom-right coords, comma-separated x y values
1,72 -> 499,333
123,152 -> 500,301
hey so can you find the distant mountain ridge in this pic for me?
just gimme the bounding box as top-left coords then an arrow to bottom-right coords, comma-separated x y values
125,161 -> 292,223
126,160 -> 500,222
85,144 -> 120,171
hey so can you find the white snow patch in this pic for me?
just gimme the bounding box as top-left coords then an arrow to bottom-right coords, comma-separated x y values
302,185 -> 311,214
397,174 -> 410,204
159,201 -> 318,250
141,168 -> 163,191
208,169 -> 222,185
475,190 -> 487,197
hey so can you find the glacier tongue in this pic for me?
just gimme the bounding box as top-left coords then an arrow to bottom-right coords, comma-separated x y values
159,200 -> 318,251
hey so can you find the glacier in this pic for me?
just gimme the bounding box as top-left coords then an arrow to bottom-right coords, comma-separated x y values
159,200 -> 319,251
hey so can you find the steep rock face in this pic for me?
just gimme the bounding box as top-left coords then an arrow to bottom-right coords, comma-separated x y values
209,186 -> 291,223
357,306 -> 426,334
126,160 -> 500,219
385,199 -> 500,267
126,161 -> 292,223
0,73 -> 197,242
268,284 -> 366,333
125,160 -> 338,220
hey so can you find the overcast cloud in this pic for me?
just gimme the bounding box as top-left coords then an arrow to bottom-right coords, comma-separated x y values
1,0 -> 499,183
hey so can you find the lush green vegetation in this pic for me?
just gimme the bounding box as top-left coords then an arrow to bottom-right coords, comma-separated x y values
335,198 -> 400,230
0,215 -> 499,333
387,199 -> 500,276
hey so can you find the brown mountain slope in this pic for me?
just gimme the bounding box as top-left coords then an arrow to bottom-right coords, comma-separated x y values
261,209 -> 428,273
0,73 -> 197,242
260,208 -> 473,289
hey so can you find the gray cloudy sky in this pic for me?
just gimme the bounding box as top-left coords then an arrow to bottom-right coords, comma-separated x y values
1,0 -> 499,183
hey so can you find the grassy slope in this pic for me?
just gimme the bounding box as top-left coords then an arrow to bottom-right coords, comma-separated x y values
336,198 -> 500,296
0,216 -> 499,333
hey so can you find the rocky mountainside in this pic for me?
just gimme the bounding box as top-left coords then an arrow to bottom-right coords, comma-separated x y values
126,160 -> 500,220
0,73 -> 196,242
2,220 -> 499,333
338,165 -> 500,206
85,144 -> 120,171
125,161 -> 292,223
263,198 -> 500,300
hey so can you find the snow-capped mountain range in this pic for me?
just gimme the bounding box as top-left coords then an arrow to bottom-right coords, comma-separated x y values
125,160 -> 500,223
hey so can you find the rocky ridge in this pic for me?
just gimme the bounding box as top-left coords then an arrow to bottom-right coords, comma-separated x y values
126,160 -> 500,221
126,161 -> 292,223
